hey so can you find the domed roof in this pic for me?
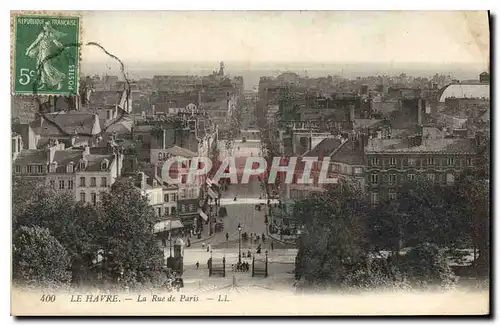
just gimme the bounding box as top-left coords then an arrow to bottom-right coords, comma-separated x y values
438,84 -> 489,102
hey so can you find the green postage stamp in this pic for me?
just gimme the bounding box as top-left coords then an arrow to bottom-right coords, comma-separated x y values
12,13 -> 80,96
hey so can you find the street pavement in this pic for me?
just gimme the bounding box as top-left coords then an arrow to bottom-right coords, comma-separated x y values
173,138 -> 297,289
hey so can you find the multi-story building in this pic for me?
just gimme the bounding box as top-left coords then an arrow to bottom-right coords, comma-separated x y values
162,185 -> 179,218
74,145 -> 123,205
13,134 -> 123,205
177,198 -> 200,231
130,162 -> 180,219
135,171 -> 164,216
328,134 -> 366,189
150,145 -> 200,201
364,132 -> 478,205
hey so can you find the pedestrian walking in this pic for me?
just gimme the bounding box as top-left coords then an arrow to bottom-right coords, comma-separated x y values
271,241 -> 274,251
196,261 -> 199,270
202,242 -> 205,249
225,232 -> 229,242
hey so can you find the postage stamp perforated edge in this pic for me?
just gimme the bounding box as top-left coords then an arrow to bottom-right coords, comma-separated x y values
10,11 -> 83,98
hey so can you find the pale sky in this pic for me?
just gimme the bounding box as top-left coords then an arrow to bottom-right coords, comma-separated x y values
79,11 -> 489,65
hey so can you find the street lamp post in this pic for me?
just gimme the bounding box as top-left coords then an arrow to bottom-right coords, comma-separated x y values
168,223 -> 173,257
238,223 -> 242,264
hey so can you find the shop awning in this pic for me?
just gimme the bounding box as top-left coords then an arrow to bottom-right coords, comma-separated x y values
154,219 -> 184,233
207,187 -> 218,200
198,209 -> 209,221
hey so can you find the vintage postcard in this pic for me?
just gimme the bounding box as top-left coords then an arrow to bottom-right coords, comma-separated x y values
10,10 -> 490,316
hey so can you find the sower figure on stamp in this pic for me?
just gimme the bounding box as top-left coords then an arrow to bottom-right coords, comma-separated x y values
25,21 -> 66,90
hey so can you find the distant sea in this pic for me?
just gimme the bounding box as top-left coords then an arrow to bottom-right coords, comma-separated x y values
80,61 -> 487,91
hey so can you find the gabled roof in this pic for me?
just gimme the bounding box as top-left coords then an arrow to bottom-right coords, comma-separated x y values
80,154 -> 115,172
303,138 -> 342,157
329,140 -> 364,165
51,150 -> 84,173
31,112 -> 99,136
13,149 -> 47,165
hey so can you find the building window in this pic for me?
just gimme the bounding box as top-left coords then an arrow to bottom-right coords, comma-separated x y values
27,165 -> 33,174
157,207 -> 162,216
408,158 -> 416,166
371,157 -> 379,166
171,207 -> 176,215
49,163 -> 57,173
15,165 -> 21,173
388,190 -> 397,200
388,174 -> 397,184
181,205 -> 186,213
408,174 -> 416,181
447,157 -> 455,166
91,193 -> 97,206
67,163 -> 74,173
172,194 -> 177,202
80,161 -> 86,170
80,192 -> 86,202
68,180 -> 74,190
164,194 -> 169,202
59,180 -> 65,190
37,165 -> 43,173
446,173 -> 455,185
467,158 -> 474,166
50,180 -> 55,189
90,177 -> 96,187
370,174 -> 379,184
426,173 -> 436,182
101,177 -> 107,187
390,157 -> 397,166
427,157 -> 435,165
370,192 -> 379,205
80,177 -> 86,187
353,167 -> 363,175
101,160 -> 108,171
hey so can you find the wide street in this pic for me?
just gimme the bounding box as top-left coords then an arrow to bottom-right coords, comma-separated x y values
173,137 -> 297,290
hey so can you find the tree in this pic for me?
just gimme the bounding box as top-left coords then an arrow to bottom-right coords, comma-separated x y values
13,226 -> 71,288
294,182 -> 370,286
97,178 -> 164,286
13,183 -> 99,285
399,243 -> 456,289
12,177 -> 47,226
455,173 -> 490,276
367,180 -> 475,253
366,199 -> 407,254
